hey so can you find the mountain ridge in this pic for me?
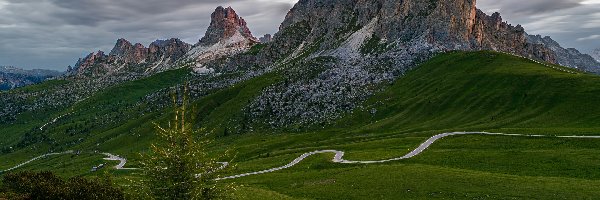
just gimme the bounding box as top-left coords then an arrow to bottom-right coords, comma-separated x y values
592,48 -> 600,62
67,6 -> 260,78
2,1 -> 600,198
527,34 -> 600,73
0,66 -> 63,90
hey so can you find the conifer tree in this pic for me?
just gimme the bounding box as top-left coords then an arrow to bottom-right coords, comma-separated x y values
136,84 -> 234,199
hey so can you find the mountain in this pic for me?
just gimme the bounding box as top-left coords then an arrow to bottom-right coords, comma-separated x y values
0,66 -> 62,90
254,0 -> 555,65
3,1 -> 597,131
109,39 -> 148,64
232,0 -> 562,126
3,1 -> 600,199
259,34 -> 273,43
69,38 -> 191,77
592,48 -> 600,62
197,6 -> 257,46
527,35 -> 600,73
187,6 -> 259,73
69,6 -> 258,77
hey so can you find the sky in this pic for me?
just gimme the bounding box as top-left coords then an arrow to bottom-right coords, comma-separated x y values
0,0 -> 599,71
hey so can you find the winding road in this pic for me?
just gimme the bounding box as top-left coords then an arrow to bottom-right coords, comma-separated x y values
215,132 -> 600,180
102,153 -> 137,170
3,132 -> 600,180
0,151 -> 73,173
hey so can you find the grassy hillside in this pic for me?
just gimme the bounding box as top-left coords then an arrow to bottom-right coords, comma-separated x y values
221,51 -> 600,199
3,51 -> 600,199
0,68 -> 190,171
338,51 -> 600,134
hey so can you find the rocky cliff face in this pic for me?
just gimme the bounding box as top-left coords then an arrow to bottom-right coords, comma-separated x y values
259,34 -> 273,43
71,51 -> 112,77
109,39 -> 148,64
146,38 -> 192,71
69,6 -> 260,78
70,38 -> 191,77
267,0 -> 555,64
592,48 -> 600,62
187,6 -> 259,72
240,0 -> 577,126
527,35 -> 600,73
198,6 -> 257,46
471,11 -> 556,62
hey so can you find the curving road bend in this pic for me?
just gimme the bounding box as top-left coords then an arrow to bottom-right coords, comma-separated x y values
102,153 -> 137,170
3,132 -> 600,179
215,132 -> 600,180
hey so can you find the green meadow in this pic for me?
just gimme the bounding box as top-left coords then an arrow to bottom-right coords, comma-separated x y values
2,51 -> 600,199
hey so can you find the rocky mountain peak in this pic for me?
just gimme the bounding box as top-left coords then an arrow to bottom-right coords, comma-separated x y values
259,34 -> 273,43
70,37 -> 191,77
198,6 -> 257,46
592,48 -> 600,62
186,6 -> 260,69
269,0 -> 557,65
147,38 -> 191,64
109,38 -> 148,64
527,34 -> 600,73
77,50 -> 106,67
109,38 -> 133,56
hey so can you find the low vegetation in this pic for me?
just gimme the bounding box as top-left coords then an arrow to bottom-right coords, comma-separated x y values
0,171 -> 124,200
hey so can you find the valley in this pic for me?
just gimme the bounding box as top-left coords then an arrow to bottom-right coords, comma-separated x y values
2,51 -> 600,199
1,0 -> 600,199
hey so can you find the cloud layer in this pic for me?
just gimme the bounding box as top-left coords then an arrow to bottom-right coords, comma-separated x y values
0,0 -> 295,70
478,0 -> 600,55
0,0 -> 598,70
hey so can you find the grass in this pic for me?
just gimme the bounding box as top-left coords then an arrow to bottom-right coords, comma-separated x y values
231,157 -> 600,199
337,51 -> 600,134
2,51 -> 600,199
214,51 -> 600,199
0,68 -> 190,168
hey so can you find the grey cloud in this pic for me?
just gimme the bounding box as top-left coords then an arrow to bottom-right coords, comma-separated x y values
478,0 -> 582,16
478,0 -> 600,54
0,0 -> 295,70
0,0 -> 598,70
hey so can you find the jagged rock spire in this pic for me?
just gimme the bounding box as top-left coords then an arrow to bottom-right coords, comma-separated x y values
198,6 -> 257,46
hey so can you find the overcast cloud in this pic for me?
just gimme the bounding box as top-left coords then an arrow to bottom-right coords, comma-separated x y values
0,0 -> 599,71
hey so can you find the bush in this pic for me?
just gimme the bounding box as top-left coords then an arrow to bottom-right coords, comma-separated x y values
0,171 -> 125,200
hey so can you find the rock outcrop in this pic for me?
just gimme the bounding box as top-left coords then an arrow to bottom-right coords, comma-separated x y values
198,6 -> 257,46
592,48 -> 600,62
146,38 -> 191,71
242,0 -> 600,126
259,34 -> 273,43
527,35 -> 600,73
187,6 -> 259,72
109,39 -> 148,64
70,51 -> 112,77
265,0 -> 555,64
70,38 -> 191,77
69,6 -> 261,77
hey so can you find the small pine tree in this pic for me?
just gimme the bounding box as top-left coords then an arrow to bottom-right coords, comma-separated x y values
136,84 -> 234,199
